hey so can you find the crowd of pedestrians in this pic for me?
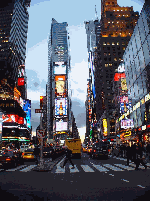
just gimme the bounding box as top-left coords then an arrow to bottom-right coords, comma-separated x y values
110,142 -> 150,170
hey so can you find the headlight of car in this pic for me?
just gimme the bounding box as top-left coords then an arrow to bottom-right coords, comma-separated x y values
50,151 -> 52,153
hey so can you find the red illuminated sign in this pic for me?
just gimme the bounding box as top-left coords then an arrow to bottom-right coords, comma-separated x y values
114,73 -> 126,81
18,117 -> 24,124
18,78 -> 24,86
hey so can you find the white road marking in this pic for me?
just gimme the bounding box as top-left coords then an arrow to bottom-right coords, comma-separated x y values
92,164 -> 109,172
55,165 -> 65,173
20,165 -> 37,172
103,164 -> 124,171
121,179 -> 129,182
81,165 -> 94,172
114,164 -> 134,171
6,165 -> 27,172
137,185 -> 145,188
69,165 -> 79,173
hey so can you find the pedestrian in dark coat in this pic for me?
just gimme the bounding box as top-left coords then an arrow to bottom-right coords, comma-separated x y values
131,143 -> 136,162
61,147 -> 74,169
34,146 -> 40,164
135,144 -> 147,170
126,145 -> 131,166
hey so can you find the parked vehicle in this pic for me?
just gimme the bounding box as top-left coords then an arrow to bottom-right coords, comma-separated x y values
22,148 -> 35,161
65,138 -> 81,158
90,141 -> 109,159
82,145 -> 87,153
0,150 -> 19,169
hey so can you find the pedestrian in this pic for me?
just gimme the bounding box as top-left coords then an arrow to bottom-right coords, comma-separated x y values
146,142 -> 150,163
34,145 -> 40,164
126,144 -> 131,166
61,147 -> 75,169
135,143 -> 147,170
131,143 -> 136,162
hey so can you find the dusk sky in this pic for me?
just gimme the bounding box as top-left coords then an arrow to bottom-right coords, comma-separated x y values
25,0 -> 144,142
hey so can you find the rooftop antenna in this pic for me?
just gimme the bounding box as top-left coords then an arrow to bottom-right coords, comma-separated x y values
95,5 -> 98,20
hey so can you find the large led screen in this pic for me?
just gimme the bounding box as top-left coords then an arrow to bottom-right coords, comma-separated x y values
2,114 -> 19,123
120,96 -> 128,103
23,99 -> 31,128
121,78 -> 127,90
54,62 -> 66,74
55,98 -> 67,116
120,102 -> 132,113
121,119 -> 134,128
55,75 -> 66,96
56,121 -> 67,131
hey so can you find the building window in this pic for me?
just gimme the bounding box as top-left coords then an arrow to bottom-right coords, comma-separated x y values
117,42 -> 119,45
112,42 -> 115,45
103,42 -> 106,45
105,63 -> 108,67
107,42 -> 110,45
109,63 -> 112,66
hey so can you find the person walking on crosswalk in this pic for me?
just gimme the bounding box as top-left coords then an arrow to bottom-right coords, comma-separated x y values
61,146 -> 75,169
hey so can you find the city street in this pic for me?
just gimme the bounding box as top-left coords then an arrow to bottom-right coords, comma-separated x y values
0,153 -> 149,201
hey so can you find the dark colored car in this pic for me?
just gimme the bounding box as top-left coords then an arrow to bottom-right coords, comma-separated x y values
43,146 -> 55,158
90,142 -> 109,159
0,150 -> 19,169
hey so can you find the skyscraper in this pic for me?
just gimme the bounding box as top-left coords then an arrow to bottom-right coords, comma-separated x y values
0,0 -> 31,147
95,0 -> 139,138
47,18 -> 70,140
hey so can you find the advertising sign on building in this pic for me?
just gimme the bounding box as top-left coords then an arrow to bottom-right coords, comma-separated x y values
0,111 -> 3,141
55,75 -> 66,96
56,121 -> 67,131
18,65 -> 25,77
55,98 -> 67,116
18,77 -> 24,86
54,62 -> 66,74
23,99 -> 31,128
120,102 -> 132,114
121,78 -> 127,91
103,119 -> 107,136
121,119 -> 134,129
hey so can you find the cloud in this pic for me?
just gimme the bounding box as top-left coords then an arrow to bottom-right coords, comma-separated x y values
30,101 -> 40,132
33,82 -> 39,87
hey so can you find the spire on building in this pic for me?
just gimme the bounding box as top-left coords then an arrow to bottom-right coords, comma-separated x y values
95,5 -> 98,20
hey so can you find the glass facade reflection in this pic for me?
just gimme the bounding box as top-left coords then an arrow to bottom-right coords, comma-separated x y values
123,2 -> 150,132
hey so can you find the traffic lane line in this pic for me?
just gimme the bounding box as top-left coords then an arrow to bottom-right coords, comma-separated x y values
137,185 -> 146,188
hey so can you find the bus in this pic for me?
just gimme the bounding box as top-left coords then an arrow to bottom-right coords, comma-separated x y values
65,138 -> 81,159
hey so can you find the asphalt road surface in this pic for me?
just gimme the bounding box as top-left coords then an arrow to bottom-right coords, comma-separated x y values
0,153 -> 150,201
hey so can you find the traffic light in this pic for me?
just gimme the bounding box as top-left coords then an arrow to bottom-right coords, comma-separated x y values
40,96 -> 44,109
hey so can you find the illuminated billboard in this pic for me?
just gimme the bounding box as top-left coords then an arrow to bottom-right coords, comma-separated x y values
55,75 -> 66,96
23,99 -> 31,128
120,102 -> 132,113
56,121 -> 67,131
18,77 -> 24,86
18,65 -> 25,77
54,62 -> 66,74
121,78 -> 127,90
18,117 -> 24,124
2,114 -> 19,123
103,119 -> 107,136
14,87 -> 21,104
120,96 -> 128,103
121,119 -> 134,129
114,73 -> 125,81
55,98 -> 67,116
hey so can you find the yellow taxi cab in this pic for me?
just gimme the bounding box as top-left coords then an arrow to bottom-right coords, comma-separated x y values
22,148 -> 35,161
82,145 -> 87,153
87,145 -> 93,155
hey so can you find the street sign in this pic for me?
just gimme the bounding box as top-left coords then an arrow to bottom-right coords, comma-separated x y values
37,130 -> 45,138
35,109 -> 46,113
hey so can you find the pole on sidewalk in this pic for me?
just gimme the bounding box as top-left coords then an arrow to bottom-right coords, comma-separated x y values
39,113 -> 44,168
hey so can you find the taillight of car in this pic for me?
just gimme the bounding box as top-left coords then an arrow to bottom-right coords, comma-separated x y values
6,158 -> 11,161
22,153 -> 24,156
94,150 -> 96,153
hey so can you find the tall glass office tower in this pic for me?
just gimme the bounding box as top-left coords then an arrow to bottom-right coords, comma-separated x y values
47,18 -> 70,140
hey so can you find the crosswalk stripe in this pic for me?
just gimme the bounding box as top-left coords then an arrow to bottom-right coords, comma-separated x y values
103,164 -> 124,171
55,165 -> 65,173
6,165 -> 27,172
114,164 -> 134,171
81,165 -> 94,172
69,165 -> 79,173
20,165 -> 37,172
92,164 -> 109,172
